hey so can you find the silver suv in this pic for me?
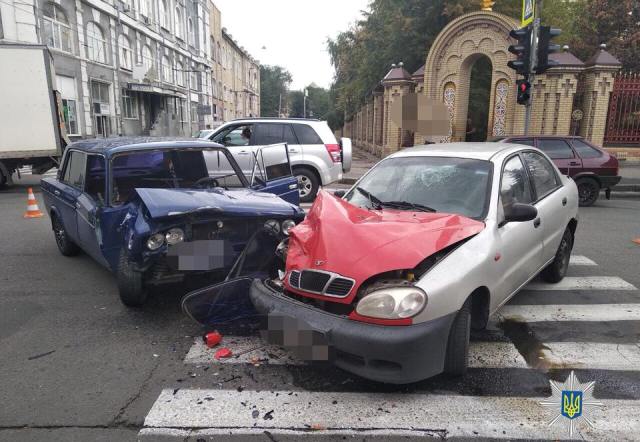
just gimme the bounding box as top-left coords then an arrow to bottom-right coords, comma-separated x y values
206,118 -> 352,202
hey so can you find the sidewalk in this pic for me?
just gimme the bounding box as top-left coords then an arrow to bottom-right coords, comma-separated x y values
616,163 -> 640,193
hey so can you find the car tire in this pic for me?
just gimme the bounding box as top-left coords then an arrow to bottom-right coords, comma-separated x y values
541,227 -> 574,283
117,250 -> 148,307
576,177 -> 599,207
443,297 -> 471,377
52,214 -> 80,256
294,167 -> 319,203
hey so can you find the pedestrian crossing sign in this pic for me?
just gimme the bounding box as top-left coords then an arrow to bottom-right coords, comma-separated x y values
522,0 -> 535,26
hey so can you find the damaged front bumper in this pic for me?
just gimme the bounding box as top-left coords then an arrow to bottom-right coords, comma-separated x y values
250,279 -> 456,384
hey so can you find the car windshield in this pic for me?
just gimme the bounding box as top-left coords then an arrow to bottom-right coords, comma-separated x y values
344,156 -> 492,219
110,148 -> 246,206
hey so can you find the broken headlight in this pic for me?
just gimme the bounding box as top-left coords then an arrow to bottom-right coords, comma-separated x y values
355,287 -> 427,319
146,233 -> 165,250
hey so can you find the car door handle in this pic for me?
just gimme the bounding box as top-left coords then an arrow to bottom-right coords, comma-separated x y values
237,151 -> 250,155
562,197 -> 567,206
289,148 -> 298,153
533,217 -> 541,228
569,161 -> 581,166
75,201 -> 81,209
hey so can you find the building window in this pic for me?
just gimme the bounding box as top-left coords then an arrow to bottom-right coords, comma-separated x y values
191,101 -> 198,123
162,55 -> 173,83
190,68 -> 199,91
176,61 -> 185,86
118,34 -> 133,70
57,75 -> 79,135
86,22 -> 107,63
142,45 -> 154,71
174,7 -> 184,39
121,89 -> 138,119
179,98 -> 187,123
139,0 -> 151,18
91,80 -> 111,137
187,17 -> 195,46
159,0 -> 169,29
42,3 -> 72,53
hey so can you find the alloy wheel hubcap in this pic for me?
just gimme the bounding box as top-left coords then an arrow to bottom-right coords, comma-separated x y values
297,175 -> 312,197
579,184 -> 594,202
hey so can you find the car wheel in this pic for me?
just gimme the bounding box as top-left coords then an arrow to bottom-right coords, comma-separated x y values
541,227 -> 574,283
443,297 -> 471,377
294,167 -> 319,203
117,249 -> 148,307
576,178 -> 599,207
52,214 -> 80,256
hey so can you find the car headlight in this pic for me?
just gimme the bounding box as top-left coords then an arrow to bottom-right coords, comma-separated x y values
146,233 -> 165,250
355,286 -> 427,319
165,228 -> 184,245
281,219 -> 296,236
264,219 -> 280,234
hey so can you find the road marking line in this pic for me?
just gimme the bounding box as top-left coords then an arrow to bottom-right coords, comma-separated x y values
141,389 -> 639,440
184,337 -> 527,368
499,303 -> 640,322
526,276 -> 636,291
569,255 -> 597,266
541,342 -> 640,371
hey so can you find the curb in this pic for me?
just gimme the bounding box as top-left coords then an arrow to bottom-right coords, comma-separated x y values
614,184 -> 640,192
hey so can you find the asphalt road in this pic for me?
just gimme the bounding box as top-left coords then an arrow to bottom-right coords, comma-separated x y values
1,176 -> 639,441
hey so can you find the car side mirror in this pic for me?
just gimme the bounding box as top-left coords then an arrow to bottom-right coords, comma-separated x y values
503,203 -> 538,223
333,190 -> 346,198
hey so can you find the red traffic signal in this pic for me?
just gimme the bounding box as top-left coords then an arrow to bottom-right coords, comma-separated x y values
516,79 -> 531,105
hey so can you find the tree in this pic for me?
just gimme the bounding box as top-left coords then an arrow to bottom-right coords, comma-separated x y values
260,65 -> 292,117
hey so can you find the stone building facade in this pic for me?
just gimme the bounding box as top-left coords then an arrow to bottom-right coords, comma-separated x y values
0,0 -> 259,139
342,10 -> 622,157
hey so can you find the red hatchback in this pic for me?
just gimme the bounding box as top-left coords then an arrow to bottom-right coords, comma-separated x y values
497,136 -> 620,206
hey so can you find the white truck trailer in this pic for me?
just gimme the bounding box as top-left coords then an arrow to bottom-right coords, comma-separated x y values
0,43 -> 69,188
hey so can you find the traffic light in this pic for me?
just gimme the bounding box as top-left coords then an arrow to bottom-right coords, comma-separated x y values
536,26 -> 562,74
516,79 -> 531,105
507,27 -> 532,75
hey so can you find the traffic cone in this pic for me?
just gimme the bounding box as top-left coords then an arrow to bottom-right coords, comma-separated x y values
24,187 -> 44,218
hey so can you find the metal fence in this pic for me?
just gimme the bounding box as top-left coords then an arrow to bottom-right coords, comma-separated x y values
604,73 -> 640,146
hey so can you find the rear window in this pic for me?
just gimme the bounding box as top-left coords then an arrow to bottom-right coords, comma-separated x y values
571,139 -> 603,159
537,139 -> 575,159
292,124 -> 323,144
510,138 -> 535,146
253,124 -> 298,145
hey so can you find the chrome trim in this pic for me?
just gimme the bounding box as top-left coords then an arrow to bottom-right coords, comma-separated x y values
288,268 -> 355,298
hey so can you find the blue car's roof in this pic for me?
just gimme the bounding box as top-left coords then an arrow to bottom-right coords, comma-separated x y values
66,137 -> 226,157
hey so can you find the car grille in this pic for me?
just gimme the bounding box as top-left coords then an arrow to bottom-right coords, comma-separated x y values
288,269 -> 354,297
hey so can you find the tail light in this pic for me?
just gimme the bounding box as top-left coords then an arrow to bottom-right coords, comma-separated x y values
325,144 -> 341,163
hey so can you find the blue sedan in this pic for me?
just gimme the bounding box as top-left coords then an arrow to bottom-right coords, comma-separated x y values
40,137 -> 304,307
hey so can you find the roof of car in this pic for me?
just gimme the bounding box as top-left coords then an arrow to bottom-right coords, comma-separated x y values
499,135 -> 584,140
229,118 -> 322,123
390,142 -> 525,161
65,137 -> 225,156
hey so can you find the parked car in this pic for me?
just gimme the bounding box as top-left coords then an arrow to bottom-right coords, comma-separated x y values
205,118 -> 352,203
220,142 -> 578,384
40,137 -> 304,307
496,135 -> 620,206
194,129 -> 215,139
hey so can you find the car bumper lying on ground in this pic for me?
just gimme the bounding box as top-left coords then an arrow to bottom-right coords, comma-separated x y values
250,278 -> 456,384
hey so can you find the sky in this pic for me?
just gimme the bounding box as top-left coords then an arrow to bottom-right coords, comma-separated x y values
214,0 -> 370,90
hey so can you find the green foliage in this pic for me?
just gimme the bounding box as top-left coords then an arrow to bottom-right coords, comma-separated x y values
288,85 -> 331,119
260,65 -> 292,117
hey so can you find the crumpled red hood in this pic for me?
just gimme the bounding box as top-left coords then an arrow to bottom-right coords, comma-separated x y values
285,190 -> 485,303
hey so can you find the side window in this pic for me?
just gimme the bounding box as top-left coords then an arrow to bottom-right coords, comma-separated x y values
292,124 -> 322,144
511,138 -> 535,147
571,139 -> 603,159
212,125 -> 252,147
537,139 -> 575,159
253,124 -> 285,145
283,124 -> 298,145
85,155 -> 106,204
62,151 -> 86,189
522,152 -> 561,199
501,155 -> 533,209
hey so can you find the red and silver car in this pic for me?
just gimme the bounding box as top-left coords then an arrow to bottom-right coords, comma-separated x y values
496,135 -> 620,206
248,142 -> 579,384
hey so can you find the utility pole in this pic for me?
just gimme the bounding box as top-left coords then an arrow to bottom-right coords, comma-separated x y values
524,0 -> 542,135
303,88 -> 308,118
278,93 -> 282,117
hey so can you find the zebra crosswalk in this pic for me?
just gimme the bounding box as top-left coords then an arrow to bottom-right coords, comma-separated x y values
138,255 -> 640,440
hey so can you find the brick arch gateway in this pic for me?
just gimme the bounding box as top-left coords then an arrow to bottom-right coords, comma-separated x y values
422,11 -> 521,141
343,9 -> 621,156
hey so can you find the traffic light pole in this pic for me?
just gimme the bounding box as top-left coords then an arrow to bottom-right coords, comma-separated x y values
524,0 -> 542,135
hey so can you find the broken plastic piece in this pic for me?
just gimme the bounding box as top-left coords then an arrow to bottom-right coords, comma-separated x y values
214,347 -> 232,359
203,331 -> 222,348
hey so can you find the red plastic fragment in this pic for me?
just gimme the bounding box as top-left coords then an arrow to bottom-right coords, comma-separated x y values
214,347 -> 232,359
203,331 -> 222,348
